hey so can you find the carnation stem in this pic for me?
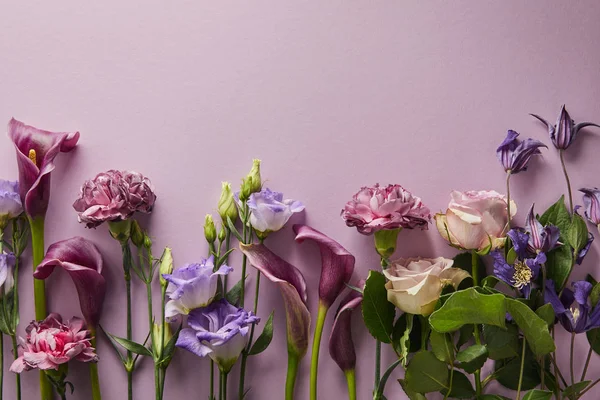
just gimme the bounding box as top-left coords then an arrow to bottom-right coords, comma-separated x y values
285,351 -> 300,400
29,216 -> 52,400
11,335 -> 21,400
344,369 -> 356,400
89,334 -> 102,400
516,338 -> 527,400
470,251 -> 482,396
309,303 -> 329,400
120,241 -> 134,400
559,150 -> 574,214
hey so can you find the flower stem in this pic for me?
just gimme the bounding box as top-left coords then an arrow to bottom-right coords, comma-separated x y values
240,204 -> 249,307
471,251 -> 482,396
310,303 -> 328,400
220,371 -> 228,400
89,334 -> 102,400
120,241 -> 134,400
581,345 -> 593,381
285,352 -> 300,400
374,340 -> 381,391
506,172 -> 512,228
11,335 -> 21,400
29,217 -> 52,400
344,369 -> 356,400
551,328 -> 562,400
1,333 -> 3,400
443,365 -> 454,400
223,230 -> 231,291
570,332 -> 575,387
210,361 -> 215,400
559,150 -> 574,214
516,338 -> 527,400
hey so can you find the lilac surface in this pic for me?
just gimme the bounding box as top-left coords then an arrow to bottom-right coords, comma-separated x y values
1,1 -> 600,399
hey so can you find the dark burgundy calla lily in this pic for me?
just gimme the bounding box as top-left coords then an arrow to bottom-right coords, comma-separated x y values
329,282 -> 364,373
34,237 -> 106,328
293,224 -> 355,308
8,118 -> 80,218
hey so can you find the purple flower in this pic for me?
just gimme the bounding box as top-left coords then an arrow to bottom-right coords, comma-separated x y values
162,256 -> 232,320
576,232 -> 594,265
580,188 -> 600,226
531,105 -> 600,150
545,280 -> 600,333
341,184 -> 431,235
525,204 -> 560,253
73,170 -> 156,228
175,299 -> 259,373
496,130 -> 547,174
7,119 -> 79,218
0,180 -> 22,228
0,252 -> 16,291
247,188 -> 305,235
329,282 -> 363,373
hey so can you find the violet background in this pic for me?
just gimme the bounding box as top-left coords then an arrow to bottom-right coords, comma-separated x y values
1,1 -> 600,399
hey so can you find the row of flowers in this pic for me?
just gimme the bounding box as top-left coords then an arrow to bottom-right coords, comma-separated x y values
0,104 -> 599,400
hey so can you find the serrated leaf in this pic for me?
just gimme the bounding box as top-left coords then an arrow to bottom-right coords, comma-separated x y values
483,324 -> 519,360
249,311 -> 274,355
362,270 -> 395,343
495,346 -> 541,390
522,389 -> 553,400
456,344 -> 488,373
440,370 -> 475,399
392,313 -> 421,358
430,330 -> 453,363
506,299 -> 555,356
405,351 -> 449,393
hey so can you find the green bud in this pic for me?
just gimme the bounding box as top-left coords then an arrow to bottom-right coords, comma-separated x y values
152,322 -> 173,363
107,220 -> 132,243
144,234 -> 153,250
218,225 -> 226,242
204,214 -> 217,244
374,228 -> 401,261
247,158 -> 262,194
130,220 -> 144,247
159,247 -> 173,287
218,182 -> 238,223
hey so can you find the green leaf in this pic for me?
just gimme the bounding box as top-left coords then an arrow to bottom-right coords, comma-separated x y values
483,324 -> 519,360
566,213 -> 588,252
495,345 -> 541,390
374,359 -> 402,399
481,276 -> 500,288
521,389 -> 553,400
158,324 -> 181,368
429,288 -> 506,333
106,332 -> 153,357
506,247 -> 518,265
441,371 -> 475,399
452,252 -> 485,281
506,299 -> 555,356
430,330 -> 453,363
398,379 -> 427,400
539,196 -> 571,238
225,277 -> 246,306
562,381 -> 590,397
535,304 -> 555,327
362,270 -> 395,343
586,328 -> 600,355
405,351 -> 449,393
544,244 -> 573,290
226,216 -> 243,242
586,274 -> 598,286
477,396 -> 511,400
456,344 -> 488,373
392,313 -> 421,357
456,324 -> 474,349
590,282 -> 600,307
249,311 -> 274,355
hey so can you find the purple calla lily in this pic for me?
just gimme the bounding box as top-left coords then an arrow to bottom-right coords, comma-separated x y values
525,204 -> 560,253
329,282 -> 364,373
34,237 -> 106,328
545,280 -> 600,333
7,118 -> 79,218
496,130 -> 547,174
531,105 -> 600,150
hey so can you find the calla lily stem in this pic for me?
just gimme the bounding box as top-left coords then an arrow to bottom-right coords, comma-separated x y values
310,302 -> 329,400
285,352 -> 300,400
344,369 -> 356,400
89,334 -> 102,400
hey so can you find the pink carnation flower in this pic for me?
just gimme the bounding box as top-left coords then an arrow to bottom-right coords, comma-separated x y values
341,184 -> 431,234
73,170 -> 156,228
10,313 -> 98,373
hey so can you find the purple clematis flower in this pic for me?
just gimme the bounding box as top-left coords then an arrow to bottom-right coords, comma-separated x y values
162,256 -> 232,320
531,105 -> 600,150
575,232 -> 594,265
525,204 -> 560,253
580,188 -> 600,226
247,188 -> 305,237
176,299 -> 259,373
0,180 -> 22,228
7,118 -> 79,218
492,229 -> 544,298
34,237 -> 106,329
496,130 -> 547,174
329,282 -> 364,374
0,252 -> 16,292
545,280 -> 600,333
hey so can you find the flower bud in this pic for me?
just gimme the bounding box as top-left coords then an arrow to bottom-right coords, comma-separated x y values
107,220 -> 132,243
159,247 -> 173,288
152,321 -> 173,364
204,214 -> 217,244
218,226 -> 226,242
130,220 -> 144,247
144,234 -> 152,250
218,182 -> 238,223
247,159 -> 262,194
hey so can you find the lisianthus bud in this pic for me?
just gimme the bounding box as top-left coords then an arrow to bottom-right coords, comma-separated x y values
218,182 -> 238,223
130,220 -> 144,247
152,322 -> 174,363
218,226 -> 226,242
144,234 -> 152,250
108,220 -> 132,243
159,247 -> 173,288
239,159 -> 262,201
204,214 -> 217,244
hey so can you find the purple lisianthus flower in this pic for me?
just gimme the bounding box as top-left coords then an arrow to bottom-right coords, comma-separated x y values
580,188 -> 600,226
492,229 -> 544,298
496,130 -> 546,174
531,105 -> 600,150
73,170 -> 156,228
525,204 -> 560,253
176,299 -> 259,373
162,256 -> 232,320
247,188 -> 305,236
0,252 -> 16,292
545,280 -> 600,333
0,180 -> 22,229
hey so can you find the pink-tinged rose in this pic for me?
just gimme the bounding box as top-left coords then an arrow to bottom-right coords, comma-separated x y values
341,184 -> 431,235
73,170 -> 156,228
435,190 -> 516,252
10,313 -> 98,373
383,257 -> 469,316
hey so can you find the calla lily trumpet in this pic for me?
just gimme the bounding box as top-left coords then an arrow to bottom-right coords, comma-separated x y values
34,237 -> 106,329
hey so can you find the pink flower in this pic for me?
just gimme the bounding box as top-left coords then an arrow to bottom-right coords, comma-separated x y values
73,170 -> 156,228
10,313 -> 98,373
341,184 -> 431,234
435,190 -> 516,252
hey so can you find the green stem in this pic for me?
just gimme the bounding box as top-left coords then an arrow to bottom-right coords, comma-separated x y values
581,345 -> 593,381
344,369 -> 356,400
120,241 -> 134,400
559,150 -> 574,214
89,334 -> 102,400
374,340 -> 381,390
210,361 -> 215,400
310,303 -> 328,400
506,172 -> 512,228
223,230 -> 231,291
29,217 -> 52,400
285,352 -> 300,400
516,338 -> 527,400
158,287 -> 167,399
1,333 -> 4,400
11,335 -> 20,400
551,329 -> 562,400
570,332 -> 575,387
443,365 -> 454,400
221,372 -> 228,400
240,204 -> 249,307
471,251 -> 482,396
